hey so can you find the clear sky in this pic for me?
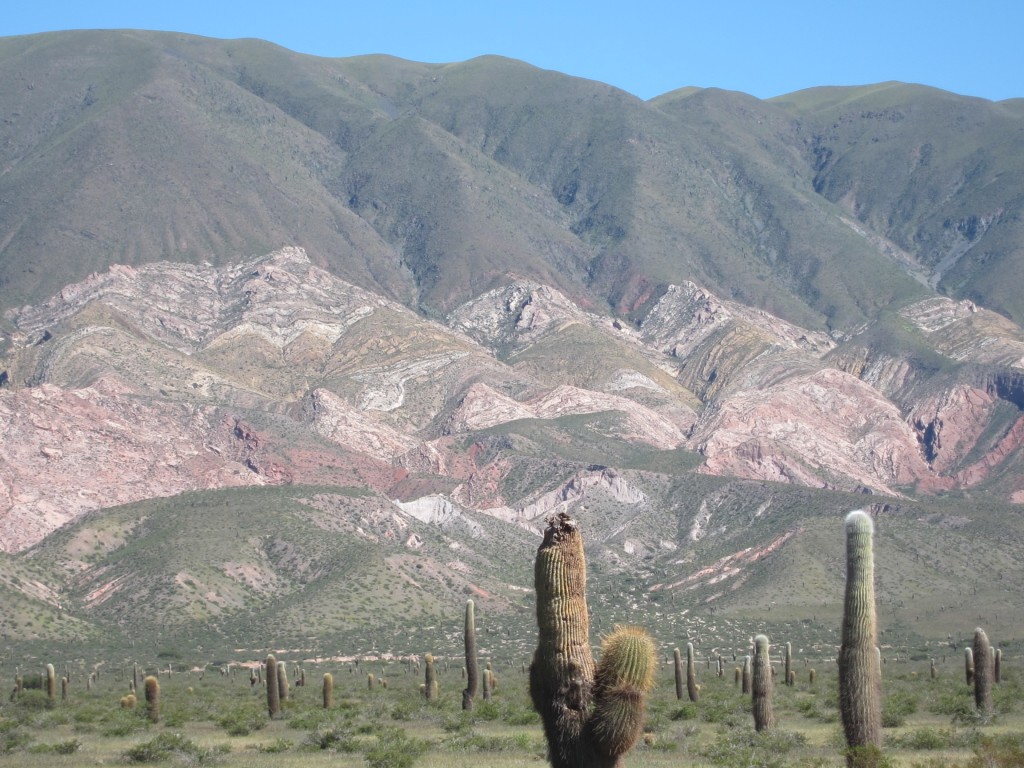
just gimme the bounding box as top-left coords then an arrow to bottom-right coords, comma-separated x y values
2,0 -> 1022,102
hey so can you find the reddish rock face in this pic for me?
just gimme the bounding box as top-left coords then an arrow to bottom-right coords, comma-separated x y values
2,248 -> 1024,551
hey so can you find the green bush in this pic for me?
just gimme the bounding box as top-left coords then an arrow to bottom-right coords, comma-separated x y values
882,689 -> 918,727
254,737 -> 293,753
217,704 -> 267,736
123,732 -> 230,764
364,728 -> 428,768
303,725 -> 359,752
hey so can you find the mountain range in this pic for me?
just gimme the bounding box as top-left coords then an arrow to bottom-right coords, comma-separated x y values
0,30 -> 1022,656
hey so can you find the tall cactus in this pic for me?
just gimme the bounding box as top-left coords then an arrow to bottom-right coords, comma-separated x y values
973,628 -> 993,716
673,648 -> 684,700
277,661 -> 289,702
994,648 -> 1002,684
785,642 -> 793,686
752,635 -> 774,731
463,599 -> 479,710
839,510 -> 882,765
742,654 -> 751,695
322,672 -> 333,709
45,664 -> 56,705
529,513 -> 655,768
424,654 -> 438,701
266,654 -> 280,719
144,675 -> 160,723
964,647 -> 975,686
686,643 -> 699,703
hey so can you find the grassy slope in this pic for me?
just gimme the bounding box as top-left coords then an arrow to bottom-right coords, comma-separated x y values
8,31 -> 1013,332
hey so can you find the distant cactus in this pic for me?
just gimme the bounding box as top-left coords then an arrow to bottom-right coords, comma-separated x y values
424,654 -> 438,701
367,673 -> 375,689
266,655 -> 280,719
463,599 -> 479,710
785,642 -> 793,686
809,669 -> 817,685
734,667 -> 741,686
133,662 -> 139,693
742,655 -> 751,695
45,663 -> 56,704
973,628 -> 993,716
529,513 -> 656,768
994,648 -> 1002,684
673,648 -> 684,700
839,510 -> 882,766
930,658 -> 937,679
686,643 -> 699,703
752,635 -> 774,731
482,667 -> 492,700
61,676 -> 68,702
323,673 -> 333,709
964,647 -> 975,686
144,676 -> 160,723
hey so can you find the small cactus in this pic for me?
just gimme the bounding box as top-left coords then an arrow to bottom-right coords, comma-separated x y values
742,655 -> 751,695
785,642 -> 793,686
965,647 -> 975,686
752,635 -> 774,731
144,676 -> 160,723
994,648 -> 1002,684
367,673 -> 375,689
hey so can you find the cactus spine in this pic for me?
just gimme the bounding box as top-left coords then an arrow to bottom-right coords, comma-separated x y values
973,628 -> 993,716
266,654 -> 280,718
673,648 -> 684,700
463,599 -> 479,710
839,510 -> 882,765
686,643 -> 699,702
752,635 -> 774,731
424,654 -> 438,701
529,513 -> 655,768
144,675 -> 160,723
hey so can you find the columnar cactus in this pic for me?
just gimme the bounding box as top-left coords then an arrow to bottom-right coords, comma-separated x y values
785,642 -> 793,686
367,673 -> 375,689
144,675 -> 160,723
529,513 -> 656,768
266,655 -> 280,718
686,643 -> 699,703
964,647 -> 974,686
61,676 -> 68,701
322,673 -> 333,709
424,654 -> 438,701
973,628 -> 993,716
742,655 -> 751,695
463,599 -> 479,710
994,648 -> 1002,684
133,662 -> 139,693
839,510 -> 882,765
673,648 -> 684,700
277,661 -> 289,702
752,634 -> 774,731
45,664 -> 56,704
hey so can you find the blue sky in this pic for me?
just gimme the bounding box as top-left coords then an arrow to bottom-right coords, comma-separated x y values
3,1 -> 1022,102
